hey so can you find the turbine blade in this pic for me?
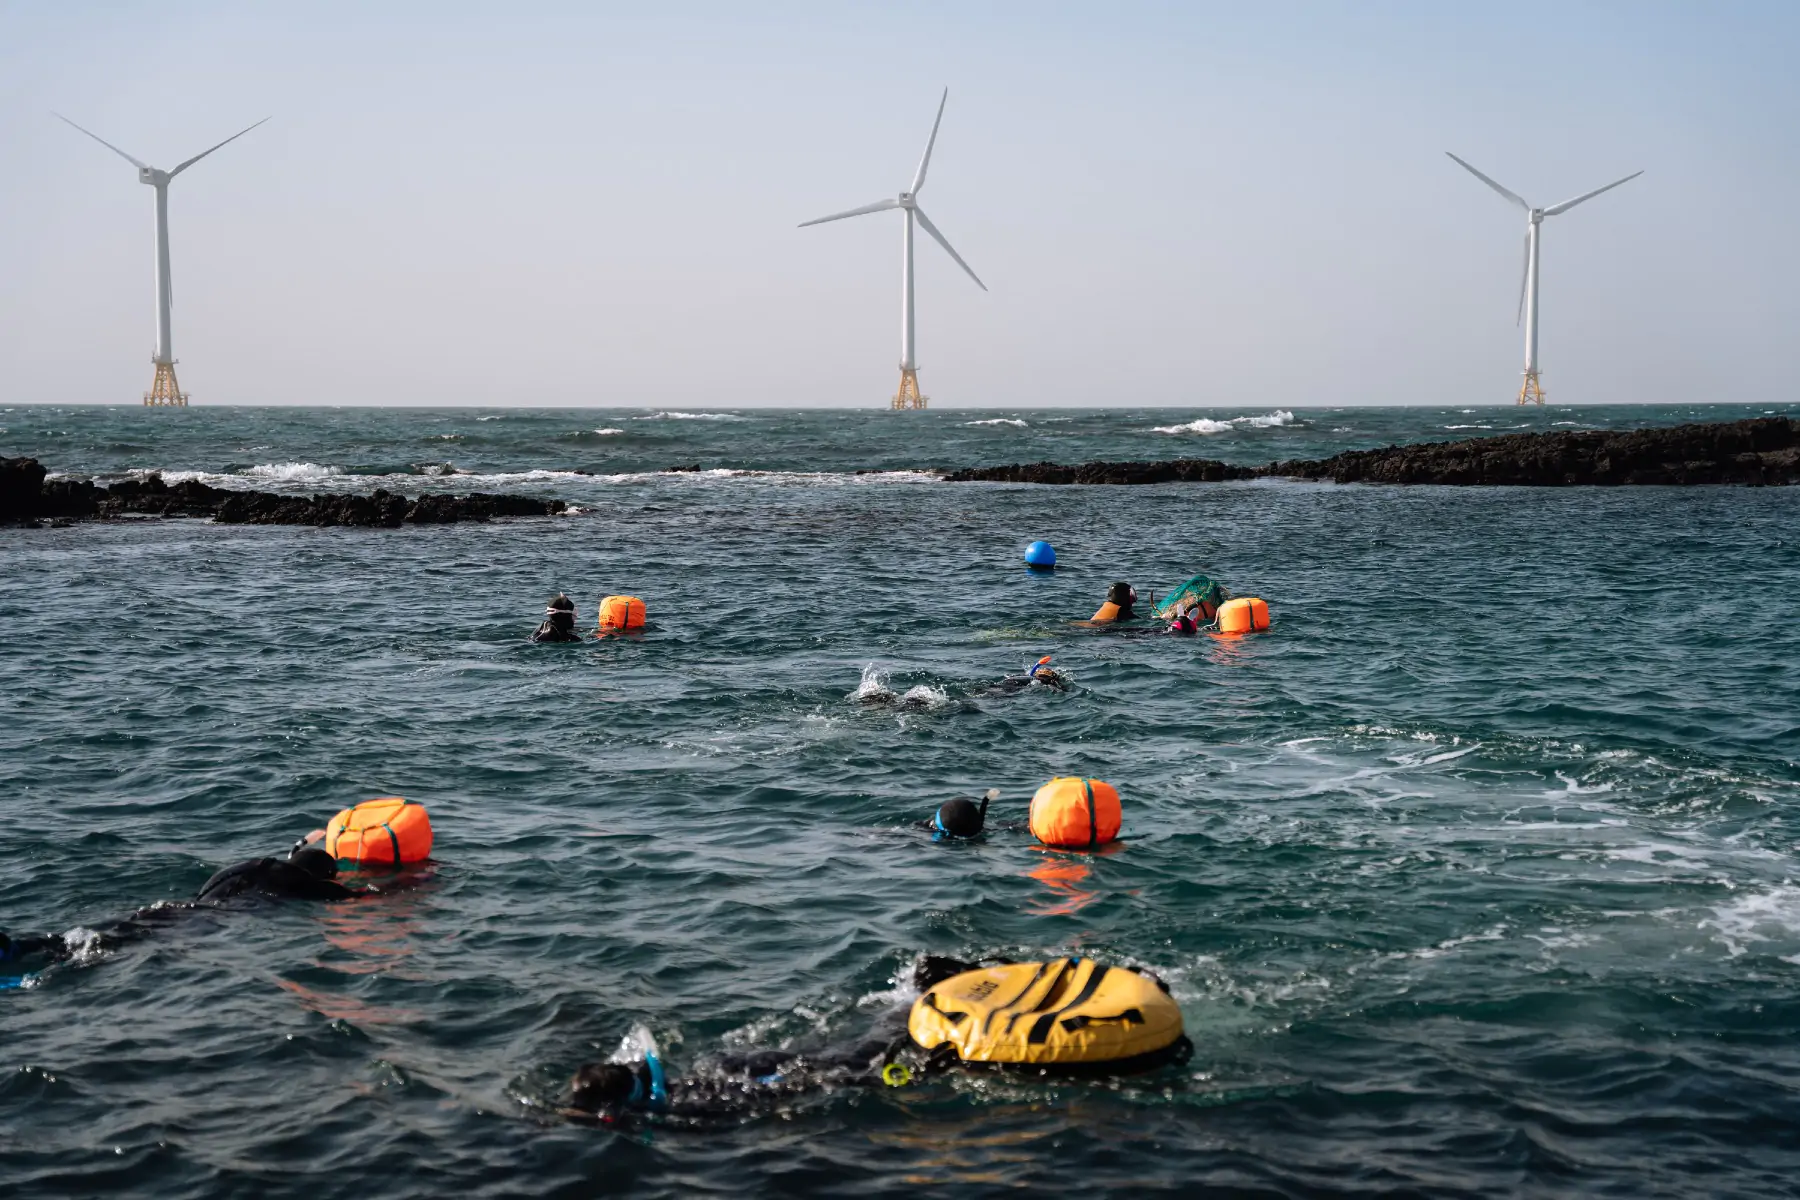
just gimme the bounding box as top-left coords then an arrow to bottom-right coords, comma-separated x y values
1445,152 -> 1530,210
910,87 -> 949,195
170,116 -> 270,176
1542,170 -> 1643,216
1516,230 -> 1529,326
913,206 -> 987,291
54,113 -> 148,170
798,198 -> 900,227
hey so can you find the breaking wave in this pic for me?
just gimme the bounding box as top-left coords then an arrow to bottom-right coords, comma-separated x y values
634,411 -> 745,421
241,462 -> 345,483
1151,410 -> 1295,435
962,418 -> 1029,427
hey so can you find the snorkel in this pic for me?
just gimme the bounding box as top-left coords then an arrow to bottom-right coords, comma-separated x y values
1028,655 -> 1053,679
626,1053 -> 668,1109
932,789 -> 1000,840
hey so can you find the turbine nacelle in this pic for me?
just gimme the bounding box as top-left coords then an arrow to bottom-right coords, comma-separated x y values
139,167 -> 170,187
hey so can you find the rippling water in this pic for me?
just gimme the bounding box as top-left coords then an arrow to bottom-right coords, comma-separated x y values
4,405 -> 1799,1197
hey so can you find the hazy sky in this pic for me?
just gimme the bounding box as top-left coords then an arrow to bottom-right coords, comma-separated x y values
2,2 -> 1794,407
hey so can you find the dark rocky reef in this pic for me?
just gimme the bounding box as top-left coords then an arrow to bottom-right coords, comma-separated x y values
941,417 -> 1800,488
1,458 -> 567,527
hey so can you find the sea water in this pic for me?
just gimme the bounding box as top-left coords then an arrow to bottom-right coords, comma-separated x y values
2,404 -> 1798,1196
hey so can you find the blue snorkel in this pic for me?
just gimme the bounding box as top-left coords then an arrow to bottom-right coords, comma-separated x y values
624,1051 -> 668,1109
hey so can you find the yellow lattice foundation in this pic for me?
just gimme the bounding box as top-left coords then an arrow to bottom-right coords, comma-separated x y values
145,361 -> 188,407
1516,371 -> 1546,406
891,368 -> 927,410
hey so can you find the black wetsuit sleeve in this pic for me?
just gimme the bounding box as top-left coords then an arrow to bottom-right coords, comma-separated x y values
1,932 -> 73,965
196,858 -> 357,903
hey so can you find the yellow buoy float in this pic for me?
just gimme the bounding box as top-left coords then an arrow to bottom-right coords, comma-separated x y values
1029,777 -> 1122,850
907,957 -> 1187,1070
325,796 -> 433,867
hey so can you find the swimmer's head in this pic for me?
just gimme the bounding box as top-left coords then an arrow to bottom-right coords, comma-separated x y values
1028,655 -> 1053,678
1106,581 -> 1136,610
570,1062 -> 638,1113
290,847 -> 339,881
933,797 -> 983,838
548,594 -> 574,612
933,788 -> 999,839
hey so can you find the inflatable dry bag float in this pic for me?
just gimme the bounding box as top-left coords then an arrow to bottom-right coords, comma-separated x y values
325,796 -> 432,867
907,957 -> 1188,1072
1216,596 -> 1271,635
598,595 -> 646,631
1030,777 -> 1122,849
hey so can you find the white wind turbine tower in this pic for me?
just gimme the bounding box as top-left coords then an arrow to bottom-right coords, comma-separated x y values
1446,153 -> 1642,405
801,89 -> 986,410
57,113 -> 270,406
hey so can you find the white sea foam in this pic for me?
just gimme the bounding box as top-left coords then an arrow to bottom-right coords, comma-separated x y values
1701,884 -> 1800,957
896,683 -> 951,708
242,462 -> 344,483
962,418 -> 1029,427
848,665 -> 951,709
850,664 -> 895,704
1240,409 -> 1296,428
592,427 -> 625,435
634,410 -> 745,421
1444,424 -> 1493,430
475,415 -> 503,421
1151,410 -> 1295,435
1154,418 -> 1234,434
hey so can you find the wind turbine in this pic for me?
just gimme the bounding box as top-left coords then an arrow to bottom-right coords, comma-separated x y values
801,89 -> 986,410
1446,153 -> 1642,405
57,113 -> 269,406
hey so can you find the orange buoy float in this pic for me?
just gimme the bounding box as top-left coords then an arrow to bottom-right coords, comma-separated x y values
1215,596 -> 1270,635
325,797 -> 432,867
597,594 -> 646,631
1029,777 -> 1122,850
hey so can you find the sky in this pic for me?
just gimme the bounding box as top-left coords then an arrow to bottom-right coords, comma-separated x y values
1,1 -> 1795,408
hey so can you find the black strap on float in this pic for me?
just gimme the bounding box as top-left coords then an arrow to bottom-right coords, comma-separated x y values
1059,1008 -> 1143,1033
917,992 -> 969,1024
1026,964 -> 1113,1045
1084,779 -> 1098,849
993,964 -> 1058,1036
381,822 -> 401,865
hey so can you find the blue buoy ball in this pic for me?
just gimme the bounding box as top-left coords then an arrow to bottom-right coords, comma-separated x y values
1024,540 -> 1057,570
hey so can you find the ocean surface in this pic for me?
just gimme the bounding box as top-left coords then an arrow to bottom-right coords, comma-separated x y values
3,403 -> 1799,1198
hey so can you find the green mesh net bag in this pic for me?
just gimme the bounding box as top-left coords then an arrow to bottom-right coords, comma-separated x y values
1153,574 -> 1230,622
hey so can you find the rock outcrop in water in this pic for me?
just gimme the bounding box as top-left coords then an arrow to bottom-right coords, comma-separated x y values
0,458 -> 567,526
941,417 -> 1800,487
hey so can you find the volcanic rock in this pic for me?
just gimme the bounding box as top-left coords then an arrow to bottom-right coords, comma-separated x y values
942,417 -> 1800,488
0,460 -> 568,526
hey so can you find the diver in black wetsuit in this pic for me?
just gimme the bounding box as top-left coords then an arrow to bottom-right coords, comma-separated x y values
564,956 -> 984,1123
982,655 -> 1068,696
531,594 -> 583,643
3,836 -> 367,973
